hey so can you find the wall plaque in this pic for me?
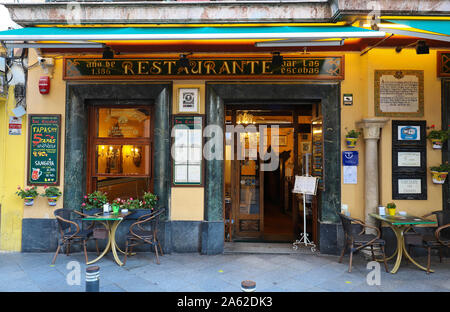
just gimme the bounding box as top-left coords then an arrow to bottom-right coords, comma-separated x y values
27,114 -> 61,186
63,56 -> 344,80
375,70 -> 424,117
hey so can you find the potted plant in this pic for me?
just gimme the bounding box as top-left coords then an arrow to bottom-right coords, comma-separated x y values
81,190 -> 108,215
386,202 -> 396,216
16,186 -> 39,206
345,128 -> 361,148
430,162 -> 450,184
142,191 -> 158,210
426,125 -> 450,149
40,185 -> 62,206
120,198 -> 142,214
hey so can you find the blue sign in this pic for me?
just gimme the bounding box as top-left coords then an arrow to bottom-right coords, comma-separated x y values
398,126 -> 420,141
342,151 -> 359,166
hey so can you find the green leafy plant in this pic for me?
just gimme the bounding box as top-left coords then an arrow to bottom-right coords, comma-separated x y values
426,125 -> 450,141
142,192 -> 158,210
16,186 -> 38,199
345,128 -> 361,139
120,198 -> 142,211
430,161 -> 450,172
81,190 -> 108,210
40,185 -> 62,198
386,202 -> 396,209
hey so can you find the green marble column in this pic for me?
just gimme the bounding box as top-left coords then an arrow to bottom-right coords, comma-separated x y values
63,89 -> 88,212
205,87 -> 225,222
153,87 -> 171,216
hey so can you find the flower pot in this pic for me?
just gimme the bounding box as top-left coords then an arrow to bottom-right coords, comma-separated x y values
24,196 -> 35,206
431,171 -> 448,184
47,196 -> 58,206
112,204 -> 120,214
346,137 -> 357,148
387,208 -> 396,216
431,139 -> 443,149
82,208 -> 102,216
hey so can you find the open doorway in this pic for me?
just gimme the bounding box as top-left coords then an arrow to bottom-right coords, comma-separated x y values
224,104 -> 320,243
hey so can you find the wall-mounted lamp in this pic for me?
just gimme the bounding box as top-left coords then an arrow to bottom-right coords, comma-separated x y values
395,40 -> 429,54
102,46 -> 114,59
179,53 -> 192,69
271,52 -> 283,70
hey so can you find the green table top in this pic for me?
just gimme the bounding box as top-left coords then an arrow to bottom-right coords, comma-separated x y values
369,213 -> 436,226
82,212 -> 126,221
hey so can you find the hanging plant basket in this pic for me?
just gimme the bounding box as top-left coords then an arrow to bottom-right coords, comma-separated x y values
24,196 -> 35,206
345,137 -> 358,148
431,171 -> 448,184
431,139 -> 443,149
47,196 -> 58,206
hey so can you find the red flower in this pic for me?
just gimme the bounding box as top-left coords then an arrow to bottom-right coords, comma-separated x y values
44,185 -> 48,189
82,203 -> 86,207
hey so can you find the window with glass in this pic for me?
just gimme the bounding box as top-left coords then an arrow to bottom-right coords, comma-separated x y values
88,106 -> 152,200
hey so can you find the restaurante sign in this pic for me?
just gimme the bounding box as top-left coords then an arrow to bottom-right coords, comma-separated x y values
63,56 -> 344,80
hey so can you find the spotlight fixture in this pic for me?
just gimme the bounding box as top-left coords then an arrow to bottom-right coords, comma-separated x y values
271,52 -> 283,69
102,46 -> 114,59
416,40 -> 429,54
179,53 -> 192,69
395,40 -> 429,55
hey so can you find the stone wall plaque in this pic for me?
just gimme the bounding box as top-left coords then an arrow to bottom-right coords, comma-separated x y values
437,51 -> 450,78
375,70 -> 424,117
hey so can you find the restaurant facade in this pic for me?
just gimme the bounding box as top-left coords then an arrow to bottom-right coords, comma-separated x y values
0,1 -> 449,256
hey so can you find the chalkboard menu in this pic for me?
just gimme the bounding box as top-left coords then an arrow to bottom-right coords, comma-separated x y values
27,115 -> 61,185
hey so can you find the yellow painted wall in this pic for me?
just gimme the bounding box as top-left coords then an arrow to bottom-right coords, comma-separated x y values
170,81 -> 206,221
0,86 -> 25,251
341,48 -> 443,220
23,50 -> 66,219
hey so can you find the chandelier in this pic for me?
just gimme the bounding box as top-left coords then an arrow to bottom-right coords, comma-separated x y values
236,112 -> 255,125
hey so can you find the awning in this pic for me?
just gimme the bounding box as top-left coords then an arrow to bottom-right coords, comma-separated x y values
0,25 -> 386,48
378,19 -> 450,42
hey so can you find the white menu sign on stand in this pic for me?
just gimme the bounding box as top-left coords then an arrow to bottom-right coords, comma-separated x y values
293,175 -> 318,195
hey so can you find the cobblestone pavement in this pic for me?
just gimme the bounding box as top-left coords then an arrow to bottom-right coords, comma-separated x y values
0,250 -> 449,292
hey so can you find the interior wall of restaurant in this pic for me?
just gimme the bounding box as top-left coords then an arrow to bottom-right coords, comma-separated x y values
340,48 -> 443,220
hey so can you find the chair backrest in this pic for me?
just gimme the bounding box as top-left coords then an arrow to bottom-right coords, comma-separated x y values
433,210 -> 450,239
338,212 -> 354,239
130,208 -> 165,233
54,208 -> 75,232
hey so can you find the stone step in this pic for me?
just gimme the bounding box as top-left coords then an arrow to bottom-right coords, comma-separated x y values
224,242 -> 317,255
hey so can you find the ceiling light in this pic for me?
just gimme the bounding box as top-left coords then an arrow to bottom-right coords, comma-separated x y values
4,42 -> 105,49
255,39 -> 344,48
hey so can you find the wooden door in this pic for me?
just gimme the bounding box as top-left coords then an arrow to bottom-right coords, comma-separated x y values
233,129 -> 264,239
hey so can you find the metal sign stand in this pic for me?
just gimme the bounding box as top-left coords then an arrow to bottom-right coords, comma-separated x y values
292,175 -> 318,252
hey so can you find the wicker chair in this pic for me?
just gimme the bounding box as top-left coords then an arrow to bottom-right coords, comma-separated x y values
124,208 -> 165,265
338,213 -> 389,273
51,208 -> 99,264
405,210 -> 450,273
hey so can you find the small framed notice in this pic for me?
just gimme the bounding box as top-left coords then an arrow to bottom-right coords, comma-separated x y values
393,149 -> 426,172
178,88 -> 200,113
293,175 -> 318,195
392,120 -> 426,147
392,174 -> 427,200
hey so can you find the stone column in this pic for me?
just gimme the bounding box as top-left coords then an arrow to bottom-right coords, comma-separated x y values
356,118 -> 389,233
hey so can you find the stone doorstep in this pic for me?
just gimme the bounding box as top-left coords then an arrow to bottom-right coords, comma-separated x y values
223,242 -> 316,255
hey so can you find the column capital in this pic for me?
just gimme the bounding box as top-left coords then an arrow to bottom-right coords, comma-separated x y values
356,118 -> 390,140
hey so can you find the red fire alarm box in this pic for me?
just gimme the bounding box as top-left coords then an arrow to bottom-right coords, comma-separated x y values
39,76 -> 50,94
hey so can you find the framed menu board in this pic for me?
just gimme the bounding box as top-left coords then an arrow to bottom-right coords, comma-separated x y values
172,115 -> 204,186
27,114 -> 61,185
311,118 -> 324,190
